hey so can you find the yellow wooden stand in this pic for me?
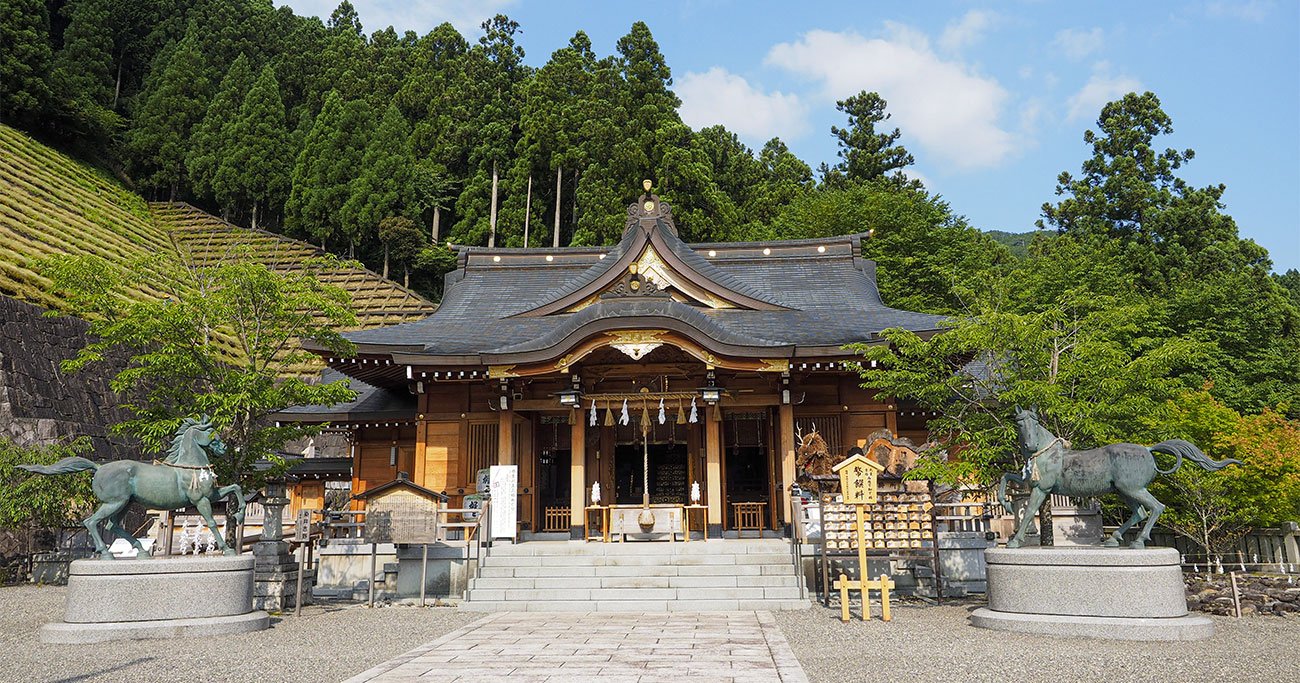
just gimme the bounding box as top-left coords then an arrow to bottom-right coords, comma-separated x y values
831,451 -> 891,623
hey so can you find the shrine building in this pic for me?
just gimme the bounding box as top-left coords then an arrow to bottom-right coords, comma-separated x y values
280,188 -> 943,538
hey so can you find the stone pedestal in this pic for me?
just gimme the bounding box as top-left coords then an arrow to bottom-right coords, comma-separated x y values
252,540 -> 313,611
971,546 -> 1212,641
41,555 -> 269,643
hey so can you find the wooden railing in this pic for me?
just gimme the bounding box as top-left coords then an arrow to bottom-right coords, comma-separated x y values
542,507 -> 570,532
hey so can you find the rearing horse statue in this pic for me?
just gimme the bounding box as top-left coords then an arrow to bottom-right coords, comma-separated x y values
999,408 -> 1240,549
20,417 -> 246,559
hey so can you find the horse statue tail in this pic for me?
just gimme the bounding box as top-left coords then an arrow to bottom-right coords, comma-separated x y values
18,456 -> 99,476
1151,439 -> 1241,475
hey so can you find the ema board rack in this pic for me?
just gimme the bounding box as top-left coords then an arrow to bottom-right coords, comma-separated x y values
815,480 -> 943,605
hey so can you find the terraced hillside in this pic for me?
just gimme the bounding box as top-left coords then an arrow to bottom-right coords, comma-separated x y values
152,203 -> 433,329
0,124 -> 434,336
0,125 -> 170,309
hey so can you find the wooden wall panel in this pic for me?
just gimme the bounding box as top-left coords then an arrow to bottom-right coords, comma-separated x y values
422,421 -> 461,495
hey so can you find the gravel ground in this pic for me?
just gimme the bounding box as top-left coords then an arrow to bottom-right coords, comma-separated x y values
1,585 -> 479,683
776,598 -> 1300,683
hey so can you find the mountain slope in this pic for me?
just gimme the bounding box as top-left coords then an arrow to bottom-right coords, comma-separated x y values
0,124 -> 434,331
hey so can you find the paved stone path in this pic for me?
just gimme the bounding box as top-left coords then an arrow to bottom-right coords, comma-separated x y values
343,611 -> 808,682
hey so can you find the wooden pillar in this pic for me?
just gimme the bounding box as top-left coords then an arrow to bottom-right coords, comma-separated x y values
779,403 -> 796,528
705,404 -> 723,534
498,409 -> 514,465
569,421 -> 586,537
413,419 -> 428,487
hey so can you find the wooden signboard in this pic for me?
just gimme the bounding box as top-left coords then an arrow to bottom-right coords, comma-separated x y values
830,453 -> 890,622
833,453 -> 884,504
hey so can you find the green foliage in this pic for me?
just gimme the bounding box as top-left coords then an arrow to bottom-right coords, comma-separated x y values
774,181 -> 1010,313
187,53 -> 254,201
38,251 -> 358,488
0,438 -> 95,530
1040,91 -> 1300,415
286,91 -> 372,249
49,0 -> 121,142
828,91 -> 916,187
1137,391 -> 1300,552
377,215 -> 424,284
344,104 -> 413,244
221,63 -> 291,228
127,29 -> 211,198
0,0 -> 53,127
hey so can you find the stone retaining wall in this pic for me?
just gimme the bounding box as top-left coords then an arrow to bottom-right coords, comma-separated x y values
1186,574 -> 1300,616
0,295 -> 137,460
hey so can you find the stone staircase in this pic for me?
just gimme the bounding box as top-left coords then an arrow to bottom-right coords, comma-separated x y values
462,539 -> 810,612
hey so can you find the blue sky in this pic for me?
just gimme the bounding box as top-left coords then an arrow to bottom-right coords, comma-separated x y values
284,1 -> 1300,272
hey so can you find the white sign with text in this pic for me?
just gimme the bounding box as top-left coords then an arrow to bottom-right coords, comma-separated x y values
489,465 -> 517,540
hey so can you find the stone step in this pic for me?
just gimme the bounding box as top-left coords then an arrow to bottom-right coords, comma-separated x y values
488,540 -> 791,557
466,585 -> 804,602
469,574 -> 800,590
459,598 -> 812,612
480,552 -> 794,567
474,562 -> 797,579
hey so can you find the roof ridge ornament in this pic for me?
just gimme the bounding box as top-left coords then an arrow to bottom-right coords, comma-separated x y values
625,178 -> 677,237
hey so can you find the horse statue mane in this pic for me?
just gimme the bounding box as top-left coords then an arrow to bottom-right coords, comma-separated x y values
163,416 -> 217,464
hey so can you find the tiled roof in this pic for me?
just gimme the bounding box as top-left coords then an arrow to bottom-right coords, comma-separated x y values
339,200 -> 945,362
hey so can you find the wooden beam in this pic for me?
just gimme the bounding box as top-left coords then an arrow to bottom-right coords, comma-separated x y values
779,402 -> 795,527
705,404 -> 723,528
570,421 -> 585,534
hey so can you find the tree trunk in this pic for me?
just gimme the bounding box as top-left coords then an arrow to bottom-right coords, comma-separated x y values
488,161 -> 498,248
251,201 -> 259,232
403,265 -> 410,289
349,240 -> 355,259
113,59 -> 123,109
523,175 -> 532,248
571,168 -> 579,231
382,242 -> 390,279
431,206 -> 441,243
553,166 -> 562,248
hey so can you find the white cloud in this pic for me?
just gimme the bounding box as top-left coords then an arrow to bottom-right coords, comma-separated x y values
1066,63 -> 1142,122
766,26 -> 1016,169
1052,27 -> 1104,61
282,0 -> 516,36
940,10 -> 997,52
1205,0 -> 1274,22
677,67 -> 809,141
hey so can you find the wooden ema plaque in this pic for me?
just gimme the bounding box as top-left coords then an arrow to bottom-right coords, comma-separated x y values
830,453 -> 892,622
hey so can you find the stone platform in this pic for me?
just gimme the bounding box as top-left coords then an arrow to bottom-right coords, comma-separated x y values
41,555 -> 270,643
971,546 -> 1212,641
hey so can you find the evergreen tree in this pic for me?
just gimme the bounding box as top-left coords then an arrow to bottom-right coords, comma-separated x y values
50,0 -> 118,141
319,1 -> 368,101
285,91 -> 371,250
449,15 -> 528,247
377,216 -> 424,284
343,103 -> 413,259
0,0 -> 53,127
221,64 -> 290,230
127,30 -> 212,198
1041,91 -> 1300,414
830,91 -> 915,186
186,53 -> 254,202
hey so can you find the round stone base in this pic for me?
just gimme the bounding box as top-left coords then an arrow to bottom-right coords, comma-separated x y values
40,610 -> 270,644
43,555 -> 269,642
971,607 -> 1213,641
975,546 -> 1212,641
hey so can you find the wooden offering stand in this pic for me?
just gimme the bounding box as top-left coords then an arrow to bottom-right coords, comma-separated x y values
829,452 -> 894,622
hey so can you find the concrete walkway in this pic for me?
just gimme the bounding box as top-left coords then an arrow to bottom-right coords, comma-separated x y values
343,611 -> 809,682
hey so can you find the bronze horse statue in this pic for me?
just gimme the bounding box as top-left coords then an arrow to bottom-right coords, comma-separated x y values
20,417 -> 246,559
999,408 -> 1240,549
